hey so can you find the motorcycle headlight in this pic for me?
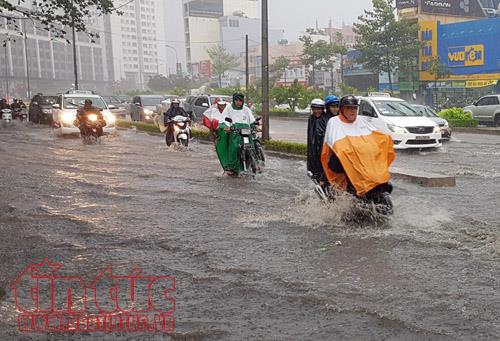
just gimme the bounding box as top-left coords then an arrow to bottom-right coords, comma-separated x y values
144,109 -> 152,115
62,112 -> 75,124
88,114 -> 98,122
387,124 -> 407,134
433,125 -> 441,133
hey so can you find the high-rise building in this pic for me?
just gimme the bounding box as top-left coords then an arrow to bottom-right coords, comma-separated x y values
106,0 -> 167,90
183,0 -> 261,76
0,5 -> 111,98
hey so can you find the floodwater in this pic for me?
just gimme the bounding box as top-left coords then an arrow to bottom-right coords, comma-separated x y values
0,122 -> 499,340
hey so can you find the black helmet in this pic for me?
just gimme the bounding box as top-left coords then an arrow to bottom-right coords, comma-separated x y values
339,95 -> 359,108
233,92 -> 245,102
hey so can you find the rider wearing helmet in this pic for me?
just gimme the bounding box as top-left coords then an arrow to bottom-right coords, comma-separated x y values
216,92 -> 255,176
203,97 -> 228,134
164,97 -> 189,146
75,99 -> 106,136
324,95 -> 340,117
321,95 -> 395,197
307,98 -> 331,184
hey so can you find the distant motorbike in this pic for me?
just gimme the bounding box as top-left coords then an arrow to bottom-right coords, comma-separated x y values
167,115 -> 192,147
308,171 -> 394,216
225,117 -> 265,174
1,108 -> 12,124
74,111 -> 106,145
13,107 -> 28,122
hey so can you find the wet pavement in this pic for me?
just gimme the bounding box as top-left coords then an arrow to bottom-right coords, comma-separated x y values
0,123 -> 500,340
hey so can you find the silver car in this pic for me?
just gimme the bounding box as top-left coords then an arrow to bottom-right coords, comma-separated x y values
412,105 -> 451,140
464,95 -> 500,127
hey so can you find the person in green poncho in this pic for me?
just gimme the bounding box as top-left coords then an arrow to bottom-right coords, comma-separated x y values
216,92 -> 256,176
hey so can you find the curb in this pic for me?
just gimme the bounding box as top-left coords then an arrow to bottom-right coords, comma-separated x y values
453,127 -> 500,136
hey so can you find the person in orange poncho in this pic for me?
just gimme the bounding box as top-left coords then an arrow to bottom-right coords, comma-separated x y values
320,95 -> 395,199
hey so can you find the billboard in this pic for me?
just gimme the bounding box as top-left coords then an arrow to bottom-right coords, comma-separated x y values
419,18 -> 500,81
421,0 -> 485,18
396,0 -> 417,9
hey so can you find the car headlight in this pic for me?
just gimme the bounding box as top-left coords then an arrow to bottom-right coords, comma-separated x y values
88,114 -> 98,122
62,112 -> 75,124
105,113 -> 116,124
433,125 -> 441,133
387,124 -> 408,134
144,109 -> 152,115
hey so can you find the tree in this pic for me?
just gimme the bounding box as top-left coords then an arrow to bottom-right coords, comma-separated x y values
427,56 -> 450,104
0,0 -> 118,39
270,56 -> 290,86
353,0 -> 419,91
299,33 -> 345,89
206,45 -> 239,88
272,80 -> 304,112
147,74 -> 196,93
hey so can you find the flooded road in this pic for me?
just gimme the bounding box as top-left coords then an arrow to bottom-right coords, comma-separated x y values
0,124 -> 500,340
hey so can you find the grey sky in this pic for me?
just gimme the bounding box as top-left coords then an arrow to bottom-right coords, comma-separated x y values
269,0 -> 373,40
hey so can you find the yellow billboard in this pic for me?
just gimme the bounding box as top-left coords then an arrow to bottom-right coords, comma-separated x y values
419,21 -> 438,82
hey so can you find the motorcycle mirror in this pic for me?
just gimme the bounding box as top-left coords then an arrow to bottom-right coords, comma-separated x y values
225,117 -> 233,123
255,116 -> 262,122
307,171 -> 314,178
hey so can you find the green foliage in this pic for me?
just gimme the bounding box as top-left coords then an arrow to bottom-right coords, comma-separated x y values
263,140 -> 307,156
147,75 -> 194,93
427,56 -> 451,81
353,0 -> 419,91
438,108 -> 473,121
339,83 -> 359,96
270,56 -> 291,84
206,45 -> 239,87
299,33 -> 346,86
447,119 -> 479,128
1,0 -> 118,39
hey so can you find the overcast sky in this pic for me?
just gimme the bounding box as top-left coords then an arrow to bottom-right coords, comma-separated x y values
269,0 -> 373,40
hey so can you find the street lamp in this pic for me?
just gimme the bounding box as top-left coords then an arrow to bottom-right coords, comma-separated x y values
165,44 -> 181,76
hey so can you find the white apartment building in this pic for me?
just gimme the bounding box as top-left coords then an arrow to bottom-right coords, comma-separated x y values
106,0 -> 167,90
183,0 -> 261,75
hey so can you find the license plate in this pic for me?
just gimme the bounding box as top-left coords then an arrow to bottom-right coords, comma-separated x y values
415,136 -> 430,140
240,129 -> 251,135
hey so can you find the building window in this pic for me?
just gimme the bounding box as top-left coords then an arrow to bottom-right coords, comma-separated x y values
229,19 -> 239,28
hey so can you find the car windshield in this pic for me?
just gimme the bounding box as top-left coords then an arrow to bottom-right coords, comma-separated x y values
211,96 -> 232,105
63,97 -> 106,109
374,100 -> 422,117
39,96 -> 57,106
141,97 -> 163,106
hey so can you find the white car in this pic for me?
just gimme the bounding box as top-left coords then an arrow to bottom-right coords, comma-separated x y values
358,95 -> 442,149
52,94 -> 116,135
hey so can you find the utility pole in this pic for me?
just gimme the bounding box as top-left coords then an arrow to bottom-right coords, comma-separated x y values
261,0 -> 270,141
23,21 -> 31,99
245,34 -> 249,91
4,44 -> 9,101
71,0 -> 79,90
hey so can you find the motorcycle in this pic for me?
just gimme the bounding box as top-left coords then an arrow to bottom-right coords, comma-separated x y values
74,112 -> 106,145
308,171 -> 394,217
167,115 -> 192,147
13,107 -> 28,122
1,108 -> 13,125
225,117 -> 265,174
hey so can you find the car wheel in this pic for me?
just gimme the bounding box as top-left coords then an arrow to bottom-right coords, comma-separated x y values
495,115 -> 500,128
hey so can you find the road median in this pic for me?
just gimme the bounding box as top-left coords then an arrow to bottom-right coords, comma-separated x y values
117,120 -> 455,187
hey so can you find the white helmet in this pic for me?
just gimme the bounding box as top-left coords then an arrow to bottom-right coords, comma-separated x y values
311,98 -> 325,109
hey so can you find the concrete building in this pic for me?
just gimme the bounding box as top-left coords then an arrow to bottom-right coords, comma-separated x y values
183,0 -> 261,75
0,8 -> 112,99
106,0 -> 167,90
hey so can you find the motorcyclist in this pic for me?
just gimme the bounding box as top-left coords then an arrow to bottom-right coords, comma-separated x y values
203,97 -> 228,137
216,92 -> 255,176
324,95 -> 340,117
164,98 -> 189,146
75,99 -> 106,136
307,98 -> 332,185
1,98 -> 11,110
320,95 -> 395,198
